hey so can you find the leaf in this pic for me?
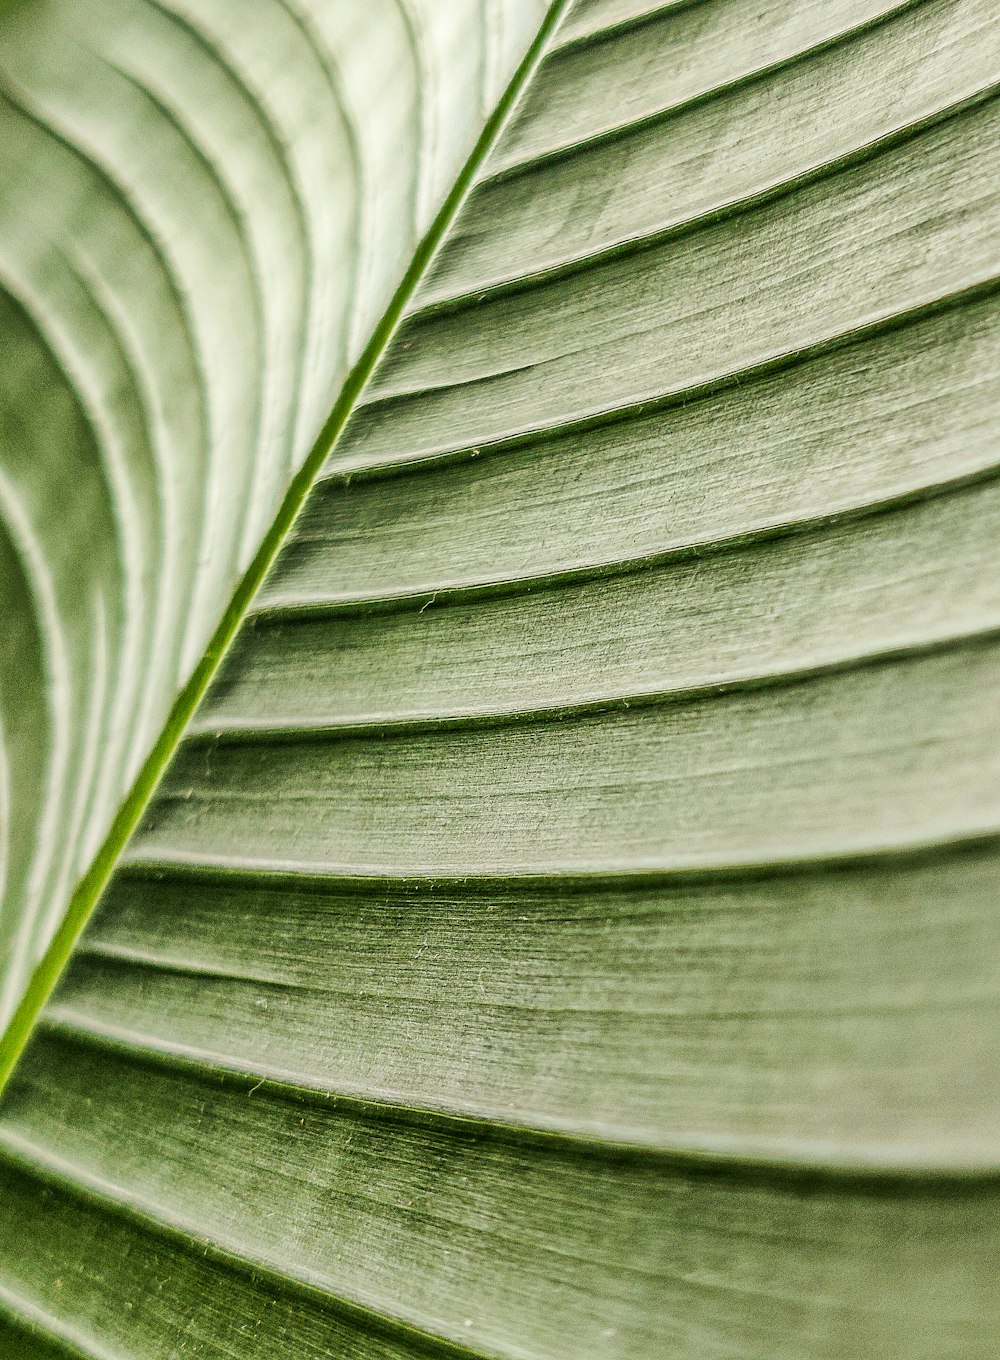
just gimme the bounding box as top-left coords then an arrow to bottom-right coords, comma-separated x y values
0,0 -> 548,1027
2,0 -> 1000,1356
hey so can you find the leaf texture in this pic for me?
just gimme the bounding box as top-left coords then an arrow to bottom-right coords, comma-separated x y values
0,0 -> 548,1025
2,0 -> 1000,1355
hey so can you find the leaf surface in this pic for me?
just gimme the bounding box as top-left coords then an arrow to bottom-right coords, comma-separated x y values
1,0 -> 999,1356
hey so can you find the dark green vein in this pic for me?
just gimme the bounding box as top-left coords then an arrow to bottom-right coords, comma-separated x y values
483,0 -> 925,183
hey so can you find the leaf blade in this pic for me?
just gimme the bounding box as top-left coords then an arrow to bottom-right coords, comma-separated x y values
2,0 -> 999,1355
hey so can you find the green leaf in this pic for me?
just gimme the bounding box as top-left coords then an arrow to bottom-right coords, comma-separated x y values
2,0 -> 1000,1356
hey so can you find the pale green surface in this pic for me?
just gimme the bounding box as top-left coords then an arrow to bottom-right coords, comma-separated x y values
2,0 -> 1000,1356
0,0 -> 547,1026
